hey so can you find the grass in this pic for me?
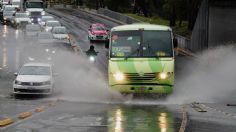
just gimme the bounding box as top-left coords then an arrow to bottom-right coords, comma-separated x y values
125,13 -> 190,37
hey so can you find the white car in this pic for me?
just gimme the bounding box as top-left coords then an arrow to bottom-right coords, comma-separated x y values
25,24 -> 41,38
13,63 -> 55,95
52,26 -> 70,44
2,5 -> 16,24
44,20 -> 61,32
40,15 -> 54,26
11,12 -> 31,28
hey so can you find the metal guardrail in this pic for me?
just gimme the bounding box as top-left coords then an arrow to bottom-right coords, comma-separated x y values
97,8 -> 142,24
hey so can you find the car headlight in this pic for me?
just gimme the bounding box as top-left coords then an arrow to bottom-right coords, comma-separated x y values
43,81 -> 51,85
158,72 -> 170,80
37,18 -> 41,21
113,72 -> 125,81
41,11 -> 45,15
3,17 -> 6,20
15,80 -> 22,85
31,18 -> 34,21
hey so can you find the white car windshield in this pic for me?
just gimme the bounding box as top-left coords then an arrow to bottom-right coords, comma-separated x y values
4,7 -> 15,11
3,11 -> 14,16
46,22 -> 61,27
15,13 -> 28,18
52,27 -> 67,34
19,66 -> 50,75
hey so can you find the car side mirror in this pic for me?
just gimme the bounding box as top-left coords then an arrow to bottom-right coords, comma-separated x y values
173,38 -> 178,48
14,72 -> 18,76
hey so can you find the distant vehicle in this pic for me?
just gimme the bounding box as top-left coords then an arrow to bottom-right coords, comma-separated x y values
107,23 -> 177,95
11,0 -> 21,8
88,23 -> 109,42
25,24 -> 41,39
2,5 -> 16,24
11,12 -> 31,28
24,0 -> 45,24
40,15 -> 54,26
13,63 -> 55,95
37,32 -> 55,44
51,26 -> 70,44
44,20 -> 61,32
1,0 -> 10,5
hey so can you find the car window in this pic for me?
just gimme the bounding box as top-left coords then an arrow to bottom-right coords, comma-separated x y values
52,27 -> 67,34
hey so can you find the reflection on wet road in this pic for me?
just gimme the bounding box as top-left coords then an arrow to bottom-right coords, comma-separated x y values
107,106 -> 177,132
4,102 -> 181,132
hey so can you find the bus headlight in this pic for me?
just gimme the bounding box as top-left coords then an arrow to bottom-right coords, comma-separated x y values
158,72 -> 168,80
113,72 -> 125,81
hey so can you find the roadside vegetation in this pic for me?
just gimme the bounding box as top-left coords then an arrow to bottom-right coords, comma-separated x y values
125,13 -> 189,37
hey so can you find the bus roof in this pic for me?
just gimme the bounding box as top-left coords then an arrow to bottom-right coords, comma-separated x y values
111,23 -> 172,32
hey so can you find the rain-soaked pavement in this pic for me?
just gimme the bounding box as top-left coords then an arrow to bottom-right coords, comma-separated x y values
0,8 -> 236,132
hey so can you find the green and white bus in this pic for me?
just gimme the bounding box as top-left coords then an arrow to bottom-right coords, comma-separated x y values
108,23 -> 176,94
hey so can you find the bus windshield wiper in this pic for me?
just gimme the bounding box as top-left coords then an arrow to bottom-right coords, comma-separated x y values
125,45 -> 141,60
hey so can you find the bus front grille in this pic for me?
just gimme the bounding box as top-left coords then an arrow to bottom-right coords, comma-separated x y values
124,73 -> 156,81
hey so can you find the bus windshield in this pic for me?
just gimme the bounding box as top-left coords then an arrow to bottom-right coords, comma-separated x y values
26,2 -> 43,8
110,30 -> 173,58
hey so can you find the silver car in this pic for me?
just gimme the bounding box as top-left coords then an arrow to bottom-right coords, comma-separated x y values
37,32 -> 55,44
52,26 -> 70,44
44,20 -> 61,32
40,15 -> 54,27
25,24 -> 41,39
11,12 -> 31,28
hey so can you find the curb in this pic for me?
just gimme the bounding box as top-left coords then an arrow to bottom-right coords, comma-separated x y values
0,100 -> 59,129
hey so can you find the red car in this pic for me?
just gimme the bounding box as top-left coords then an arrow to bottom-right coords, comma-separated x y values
88,23 -> 109,42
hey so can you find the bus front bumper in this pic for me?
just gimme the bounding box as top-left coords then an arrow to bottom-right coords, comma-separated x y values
110,84 -> 173,94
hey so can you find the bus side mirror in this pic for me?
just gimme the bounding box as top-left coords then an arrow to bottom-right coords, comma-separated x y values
173,38 -> 178,48
105,41 -> 109,49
